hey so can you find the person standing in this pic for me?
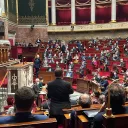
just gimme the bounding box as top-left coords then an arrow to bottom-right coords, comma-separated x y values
35,37 -> 41,46
34,54 -> 41,78
47,68 -> 74,124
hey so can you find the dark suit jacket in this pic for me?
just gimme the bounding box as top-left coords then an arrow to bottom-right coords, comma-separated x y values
0,112 -> 48,124
34,58 -> 41,68
47,78 -> 74,115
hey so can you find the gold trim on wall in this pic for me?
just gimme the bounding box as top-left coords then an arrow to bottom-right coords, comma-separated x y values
16,0 -> 18,24
48,22 -> 128,32
18,16 -> 46,25
8,12 -> 17,23
7,0 -> 9,18
46,0 -> 49,25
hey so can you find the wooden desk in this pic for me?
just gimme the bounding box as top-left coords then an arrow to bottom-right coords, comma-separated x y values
76,78 -> 99,93
39,71 -> 55,84
76,78 -> 89,93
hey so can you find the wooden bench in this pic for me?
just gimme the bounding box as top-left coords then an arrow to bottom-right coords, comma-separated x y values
63,104 -> 101,128
0,118 -> 57,128
103,114 -> 128,128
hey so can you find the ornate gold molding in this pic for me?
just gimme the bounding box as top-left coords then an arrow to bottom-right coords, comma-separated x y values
28,0 -> 35,12
46,0 -> 49,25
18,16 -> 46,25
48,22 -> 128,32
8,12 -> 17,23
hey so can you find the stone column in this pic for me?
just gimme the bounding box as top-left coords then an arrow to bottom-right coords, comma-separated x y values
71,0 -> 76,25
111,0 -> 116,22
0,0 -> 5,17
4,20 -> 8,40
51,0 -> 56,25
91,0 -> 96,24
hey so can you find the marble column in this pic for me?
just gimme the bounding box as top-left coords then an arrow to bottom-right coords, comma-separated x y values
0,0 -> 5,17
91,0 -> 96,24
71,0 -> 76,25
111,0 -> 116,22
4,20 -> 8,40
51,0 -> 56,25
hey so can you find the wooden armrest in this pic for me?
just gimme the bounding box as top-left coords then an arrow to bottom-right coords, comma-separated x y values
63,114 -> 70,128
77,115 -> 88,123
77,115 -> 89,128
64,114 -> 70,120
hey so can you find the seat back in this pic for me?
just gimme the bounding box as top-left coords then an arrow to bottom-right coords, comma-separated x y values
0,118 -> 57,128
103,114 -> 128,128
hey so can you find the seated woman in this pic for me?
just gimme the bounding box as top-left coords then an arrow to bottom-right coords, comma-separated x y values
92,57 -> 98,69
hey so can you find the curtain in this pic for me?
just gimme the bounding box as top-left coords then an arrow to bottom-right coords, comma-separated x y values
56,8 -> 71,25
96,5 -> 111,23
117,4 -> 128,22
76,7 -> 91,24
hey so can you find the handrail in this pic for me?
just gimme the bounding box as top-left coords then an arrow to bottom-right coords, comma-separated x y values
0,71 -> 9,88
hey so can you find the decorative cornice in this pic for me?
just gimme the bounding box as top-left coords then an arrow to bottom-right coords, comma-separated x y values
48,22 -> 128,32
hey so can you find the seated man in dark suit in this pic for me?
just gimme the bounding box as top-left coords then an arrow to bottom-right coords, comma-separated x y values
0,86 -> 48,124
70,94 -> 92,128
47,68 -> 74,124
93,84 -> 128,128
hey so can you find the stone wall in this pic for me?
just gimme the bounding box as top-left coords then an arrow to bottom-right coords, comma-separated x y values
16,26 -> 48,43
48,30 -> 128,41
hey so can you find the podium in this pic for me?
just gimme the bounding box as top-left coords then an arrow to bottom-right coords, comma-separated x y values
7,62 -> 33,93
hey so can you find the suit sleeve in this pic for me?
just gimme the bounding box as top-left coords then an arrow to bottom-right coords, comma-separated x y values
47,84 -> 51,99
67,82 -> 74,94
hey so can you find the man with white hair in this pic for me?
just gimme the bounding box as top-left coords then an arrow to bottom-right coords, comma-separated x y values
33,78 -> 40,105
70,94 -> 92,128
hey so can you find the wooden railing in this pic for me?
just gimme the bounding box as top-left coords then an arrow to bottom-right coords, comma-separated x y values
0,70 -> 9,112
0,71 -> 9,88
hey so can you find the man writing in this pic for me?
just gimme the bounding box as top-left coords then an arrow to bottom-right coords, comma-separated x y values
47,68 -> 74,124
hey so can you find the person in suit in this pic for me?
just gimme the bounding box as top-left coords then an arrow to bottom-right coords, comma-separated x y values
102,63 -> 109,72
70,94 -> 92,128
119,58 -> 126,72
35,37 -> 41,46
93,84 -> 128,128
0,86 -> 48,124
32,78 -> 40,105
47,68 -> 74,124
69,61 -> 74,69
34,54 -> 41,78
61,44 -> 66,53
